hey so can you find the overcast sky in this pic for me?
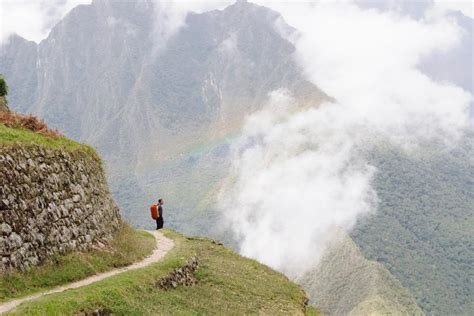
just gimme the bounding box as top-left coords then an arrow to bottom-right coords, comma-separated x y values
0,0 -> 472,44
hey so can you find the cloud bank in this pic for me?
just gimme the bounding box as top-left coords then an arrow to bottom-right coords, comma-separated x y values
219,0 -> 471,277
432,0 -> 473,18
0,0 -> 91,44
0,0 -> 232,46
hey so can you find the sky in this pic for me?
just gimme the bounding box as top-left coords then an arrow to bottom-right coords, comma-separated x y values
431,0 -> 473,17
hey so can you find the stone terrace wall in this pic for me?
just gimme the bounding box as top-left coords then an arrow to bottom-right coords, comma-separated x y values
0,145 -> 121,271
0,96 -> 9,112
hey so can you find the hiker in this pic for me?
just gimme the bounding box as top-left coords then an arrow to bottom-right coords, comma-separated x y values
157,199 -> 164,229
151,198 -> 165,230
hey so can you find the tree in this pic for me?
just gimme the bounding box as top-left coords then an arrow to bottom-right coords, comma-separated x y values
0,75 -> 8,97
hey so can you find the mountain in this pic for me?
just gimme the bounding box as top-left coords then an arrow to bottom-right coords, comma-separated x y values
0,0 -> 327,227
352,136 -> 474,315
298,231 -> 424,316
0,0 -> 325,166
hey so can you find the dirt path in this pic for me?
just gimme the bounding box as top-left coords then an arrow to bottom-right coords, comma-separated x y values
0,230 -> 174,314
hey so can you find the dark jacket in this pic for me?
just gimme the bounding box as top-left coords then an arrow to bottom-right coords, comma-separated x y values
158,205 -> 164,219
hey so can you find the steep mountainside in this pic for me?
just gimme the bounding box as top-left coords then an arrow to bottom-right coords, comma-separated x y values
0,0 -> 327,227
0,0 -> 325,170
299,232 -> 424,316
352,135 -> 473,315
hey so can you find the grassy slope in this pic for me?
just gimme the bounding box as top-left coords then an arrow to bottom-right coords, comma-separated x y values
0,225 -> 155,303
0,124 -> 153,301
8,230 -> 317,315
0,124 -> 96,156
299,232 -> 423,316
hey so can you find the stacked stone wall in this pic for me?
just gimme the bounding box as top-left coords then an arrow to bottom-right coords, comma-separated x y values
0,96 -> 9,112
0,145 -> 121,271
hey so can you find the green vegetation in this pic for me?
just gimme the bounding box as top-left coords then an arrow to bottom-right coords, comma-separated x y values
0,124 -> 97,157
0,225 -> 155,303
352,134 -> 473,315
0,75 -> 8,97
300,232 -> 423,315
8,230 -> 315,315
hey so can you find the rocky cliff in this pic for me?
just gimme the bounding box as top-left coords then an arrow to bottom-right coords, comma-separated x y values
0,144 -> 121,271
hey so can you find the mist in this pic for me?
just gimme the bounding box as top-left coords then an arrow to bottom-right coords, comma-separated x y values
150,0 -> 232,53
0,0 -> 91,44
218,0 -> 471,277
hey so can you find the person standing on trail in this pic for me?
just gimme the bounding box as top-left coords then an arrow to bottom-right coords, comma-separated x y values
156,198 -> 164,230
150,198 -> 165,230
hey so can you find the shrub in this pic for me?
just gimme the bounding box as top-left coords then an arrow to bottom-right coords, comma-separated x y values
0,76 -> 8,97
0,111 -> 62,138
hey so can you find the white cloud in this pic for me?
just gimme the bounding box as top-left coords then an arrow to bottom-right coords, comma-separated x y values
0,0 -> 233,46
218,90 -> 378,277
218,32 -> 238,54
218,0 -> 471,277
273,0 -> 470,145
0,0 -> 91,44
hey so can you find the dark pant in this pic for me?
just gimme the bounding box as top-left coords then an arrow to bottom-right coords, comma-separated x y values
156,218 -> 164,230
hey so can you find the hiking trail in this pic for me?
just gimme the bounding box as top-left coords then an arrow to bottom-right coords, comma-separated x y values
0,230 -> 174,314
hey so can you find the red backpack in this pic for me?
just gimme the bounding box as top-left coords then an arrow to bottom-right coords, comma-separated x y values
150,204 -> 159,220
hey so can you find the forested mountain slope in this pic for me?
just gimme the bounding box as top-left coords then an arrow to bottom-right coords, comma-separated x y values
299,232 -> 424,316
352,135 -> 473,315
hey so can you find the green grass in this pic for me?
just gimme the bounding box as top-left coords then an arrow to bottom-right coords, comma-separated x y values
0,225 -> 155,303
7,230 -> 315,315
0,124 -> 97,157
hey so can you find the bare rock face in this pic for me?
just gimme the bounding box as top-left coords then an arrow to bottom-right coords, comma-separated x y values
0,145 -> 122,271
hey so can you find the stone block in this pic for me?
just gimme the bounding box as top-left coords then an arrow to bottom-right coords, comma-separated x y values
0,223 -> 12,235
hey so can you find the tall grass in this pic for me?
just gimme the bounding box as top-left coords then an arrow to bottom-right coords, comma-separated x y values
0,112 -> 61,138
